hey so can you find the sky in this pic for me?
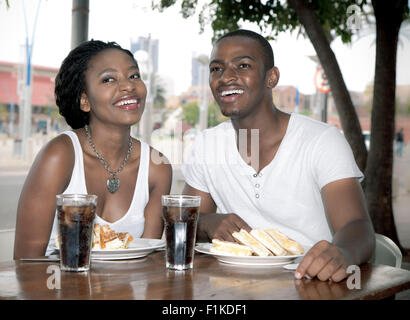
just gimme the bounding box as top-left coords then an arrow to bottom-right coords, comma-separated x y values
0,0 -> 409,97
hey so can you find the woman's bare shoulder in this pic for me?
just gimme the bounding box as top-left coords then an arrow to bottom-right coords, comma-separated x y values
31,132 -> 76,175
147,145 -> 172,182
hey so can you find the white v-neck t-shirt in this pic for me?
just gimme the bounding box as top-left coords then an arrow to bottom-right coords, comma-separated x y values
181,113 -> 363,246
45,130 -> 149,255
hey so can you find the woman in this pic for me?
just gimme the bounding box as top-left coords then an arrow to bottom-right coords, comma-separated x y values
14,40 -> 172,258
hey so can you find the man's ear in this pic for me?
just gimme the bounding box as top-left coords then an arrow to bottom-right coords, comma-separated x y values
266,67 -> 280,89
80,93 -> 90,112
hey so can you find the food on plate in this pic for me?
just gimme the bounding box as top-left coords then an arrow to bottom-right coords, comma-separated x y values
232,229 -> 272,257
210,239 -> 253,256
93,224 -> 133,250
265,229 -> 304,255
209,228 -> 304,257
250,229 -> 288,256
55,224 -> 133,250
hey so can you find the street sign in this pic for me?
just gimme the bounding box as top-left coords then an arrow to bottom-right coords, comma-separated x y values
314,67 -> 331,93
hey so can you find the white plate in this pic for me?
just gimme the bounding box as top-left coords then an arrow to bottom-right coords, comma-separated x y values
91,238 -> 165,260
195,242 -> 308,266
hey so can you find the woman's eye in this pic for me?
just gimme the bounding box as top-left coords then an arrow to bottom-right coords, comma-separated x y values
102,77 -> 114,83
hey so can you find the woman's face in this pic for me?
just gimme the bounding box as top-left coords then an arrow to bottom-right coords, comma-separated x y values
81,48 -> 147,127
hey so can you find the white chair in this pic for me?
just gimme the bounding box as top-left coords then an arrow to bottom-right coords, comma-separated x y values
370,233 -> 402,268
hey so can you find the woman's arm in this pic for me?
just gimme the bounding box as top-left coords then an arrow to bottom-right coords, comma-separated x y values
141,149 -> 172,239
14,135 -> 74,259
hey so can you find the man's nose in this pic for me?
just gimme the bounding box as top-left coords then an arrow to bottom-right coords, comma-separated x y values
220,67 -> 238,83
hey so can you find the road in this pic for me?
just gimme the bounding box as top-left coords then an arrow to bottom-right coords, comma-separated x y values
0,171 -> 26,229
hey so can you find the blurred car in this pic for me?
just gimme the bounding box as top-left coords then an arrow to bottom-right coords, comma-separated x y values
339,129 -> 371,150
363,130 -> 370,150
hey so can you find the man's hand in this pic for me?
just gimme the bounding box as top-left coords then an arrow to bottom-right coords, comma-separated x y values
295,240 -> 353,282
197,213 -> 252,242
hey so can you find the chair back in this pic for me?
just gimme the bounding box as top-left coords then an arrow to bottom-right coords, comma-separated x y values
370,233 -> 402,268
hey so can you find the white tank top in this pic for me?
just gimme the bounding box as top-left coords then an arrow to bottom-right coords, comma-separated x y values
45,130 -> 150,255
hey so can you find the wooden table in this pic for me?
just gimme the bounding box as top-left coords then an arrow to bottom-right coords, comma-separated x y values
1,251 -> 410,300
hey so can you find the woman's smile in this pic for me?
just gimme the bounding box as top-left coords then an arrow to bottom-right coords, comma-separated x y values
113,95 -> 141,110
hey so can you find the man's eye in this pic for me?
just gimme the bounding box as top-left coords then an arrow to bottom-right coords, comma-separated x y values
239,63 -> 250,69
210,66 -> 222,73
130,73 -> 141,80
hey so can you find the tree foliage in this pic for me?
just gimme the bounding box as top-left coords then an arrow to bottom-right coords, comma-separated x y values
207,100 -> 228,127
181,101 -> 199,127
155,0 -> 366,42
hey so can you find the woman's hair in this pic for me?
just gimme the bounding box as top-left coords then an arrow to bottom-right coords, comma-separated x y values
54,40 -> 138,129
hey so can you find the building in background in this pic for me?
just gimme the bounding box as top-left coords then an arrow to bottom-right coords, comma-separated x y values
130,36 -> 159,74
191,54 -> 200,87
272,85 -> 311,113
0,61 -> 64,136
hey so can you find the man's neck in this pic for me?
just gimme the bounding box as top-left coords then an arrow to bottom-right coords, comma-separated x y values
231,105 -> 285,140
231,105 -> 290,173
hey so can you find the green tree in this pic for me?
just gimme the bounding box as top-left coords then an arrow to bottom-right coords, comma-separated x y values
181,102 -> 200,127
0,104 -> 8,120
153,75 -> 167,110
207,100 -> 228,127
155,0 -> 409,250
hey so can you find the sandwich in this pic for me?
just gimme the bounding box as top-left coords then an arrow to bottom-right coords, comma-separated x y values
265,228 -> 304,255
92,223 -> 102,249
232,229 -> 272,256
96,224 -> 133,250
250,229 -> 288,256
55,224 -> 133,250
210,239 -> 253,256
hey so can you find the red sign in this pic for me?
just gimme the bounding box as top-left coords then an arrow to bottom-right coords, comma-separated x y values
314,67 -> 331,93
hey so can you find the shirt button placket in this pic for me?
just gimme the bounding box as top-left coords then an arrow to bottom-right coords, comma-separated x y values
253,173 -> 261,199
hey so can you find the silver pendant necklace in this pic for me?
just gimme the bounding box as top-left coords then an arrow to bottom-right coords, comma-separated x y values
84,125 -> 133,194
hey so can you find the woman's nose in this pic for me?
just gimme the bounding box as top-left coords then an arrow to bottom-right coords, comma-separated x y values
119,77 -> 135,92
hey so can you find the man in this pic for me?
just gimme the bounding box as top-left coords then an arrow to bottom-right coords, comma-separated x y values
396,128 -> 404,157
181,29 -> 375,282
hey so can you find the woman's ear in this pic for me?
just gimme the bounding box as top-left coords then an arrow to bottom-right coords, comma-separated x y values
266,67 -> 280,89
80,93 -> 90,112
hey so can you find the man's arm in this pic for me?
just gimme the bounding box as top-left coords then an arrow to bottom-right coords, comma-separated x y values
183,184 -> 251,242
295,177 -> 375,282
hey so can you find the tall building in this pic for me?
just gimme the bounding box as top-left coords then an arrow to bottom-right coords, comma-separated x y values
130,36 -> 159,74
191,54 -> 200,86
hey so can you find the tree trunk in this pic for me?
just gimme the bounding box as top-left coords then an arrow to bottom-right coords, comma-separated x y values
365,0 -> 406,250
288,0 -> 368,172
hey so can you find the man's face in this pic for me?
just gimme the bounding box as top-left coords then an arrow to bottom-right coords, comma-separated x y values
209,36 -> 270,119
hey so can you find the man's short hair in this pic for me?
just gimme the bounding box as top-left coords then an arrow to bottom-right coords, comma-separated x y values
216,29 -> 275,70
